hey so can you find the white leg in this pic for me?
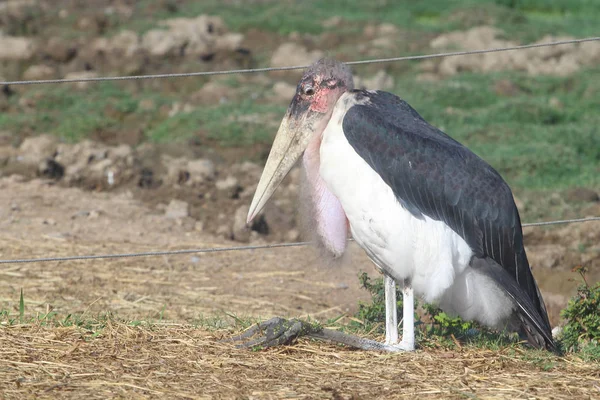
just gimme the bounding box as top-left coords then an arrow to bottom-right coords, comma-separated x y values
384,274 -> 399,345
397,280 -> 415,351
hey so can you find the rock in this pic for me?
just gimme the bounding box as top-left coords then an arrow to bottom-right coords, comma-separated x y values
187,159 -> 216,183
215,175 -> 241,198
89,158 -> 113,174
44,37 -> 77,63
109,144 -> 133,160
52,140 -> 134,186
162,156 -> 190,185
232,205 -> 251,242
355,70 -> 394,90
23,65 -> 56,81
271,81 -> 296,102
64,71 -> 99,90
19,135 -> 58,166
270,42 -> 323,75
427,26 -> 598,77
163,157 -> 216,186
565,187 -> 600,203
190,81 -> 236,105
0,35 -> 36,61
55,140 -> 107,169
165,199 -> 189,219
38,159 -> 64,180
91,30 -> 141,59
216,223 -> 232,238
141,15 -> 243,58
142,29 -> 182,58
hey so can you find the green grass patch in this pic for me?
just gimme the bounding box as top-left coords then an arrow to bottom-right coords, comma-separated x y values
122,0 -> 600,44
2,83 -> 139,142
394,68 -> 600,191
145,100 -> 284,146
557,266 -> 600,359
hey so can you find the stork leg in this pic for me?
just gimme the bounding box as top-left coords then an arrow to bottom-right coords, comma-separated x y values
225,275 -> 414,352
397,280 -> 415,351
384,274 -> 399,345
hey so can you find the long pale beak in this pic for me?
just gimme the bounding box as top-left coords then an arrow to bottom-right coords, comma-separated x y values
247,102 -> 318,223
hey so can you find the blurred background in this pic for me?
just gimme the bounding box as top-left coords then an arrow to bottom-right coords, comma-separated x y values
0,0 -> 598,326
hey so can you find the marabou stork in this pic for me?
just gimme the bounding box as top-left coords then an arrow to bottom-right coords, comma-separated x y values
240,58 -> 555,352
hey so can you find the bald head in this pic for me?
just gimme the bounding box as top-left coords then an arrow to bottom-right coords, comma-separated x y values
302,58 -> 354,91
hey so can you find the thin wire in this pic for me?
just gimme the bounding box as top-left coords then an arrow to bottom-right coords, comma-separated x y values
0,242 -> 310,265
521,216 -> 600,227
2,36 -> 599,86
0,217 -> 598,265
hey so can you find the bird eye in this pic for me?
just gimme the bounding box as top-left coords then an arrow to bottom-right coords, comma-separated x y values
303,85 -> 315,96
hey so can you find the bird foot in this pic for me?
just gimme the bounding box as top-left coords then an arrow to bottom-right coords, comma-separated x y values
391,340 -> 415,352
223,317 -> 322,349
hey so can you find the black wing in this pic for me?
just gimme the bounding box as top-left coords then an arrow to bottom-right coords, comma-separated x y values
342,90 -> 555,350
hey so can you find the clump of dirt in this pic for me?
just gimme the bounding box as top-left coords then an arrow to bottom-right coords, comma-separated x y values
419,26 -> 600,79
1,136 -> 301,243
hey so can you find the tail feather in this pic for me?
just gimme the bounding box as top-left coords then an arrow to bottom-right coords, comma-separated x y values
471,257 -> 557,352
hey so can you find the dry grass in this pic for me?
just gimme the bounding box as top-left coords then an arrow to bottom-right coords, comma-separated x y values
1,321 -> 598,399
0,235 -> 372,324
0,212 -> 598,399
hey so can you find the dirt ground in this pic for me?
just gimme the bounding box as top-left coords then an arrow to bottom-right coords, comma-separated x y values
2,323 -> 599,399
0,177 -> 376,323
0,175 -> 599,398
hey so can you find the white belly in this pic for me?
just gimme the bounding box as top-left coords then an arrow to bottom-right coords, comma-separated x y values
319,99 -> 473,304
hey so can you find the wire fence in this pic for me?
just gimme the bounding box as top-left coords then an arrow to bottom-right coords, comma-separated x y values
1,36 -> 599,86
0,35 -> 598,266
1,217 -> 599,265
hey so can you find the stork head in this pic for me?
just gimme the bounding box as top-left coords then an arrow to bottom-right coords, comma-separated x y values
247,58 -> 354,223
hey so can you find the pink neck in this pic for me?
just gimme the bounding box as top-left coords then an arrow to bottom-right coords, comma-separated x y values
302,134 -> 348,257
